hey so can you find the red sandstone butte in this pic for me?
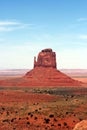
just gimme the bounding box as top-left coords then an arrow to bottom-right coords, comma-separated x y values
24,48 -> 81,86
34,48 -> 56,68
0,48 -> 82,87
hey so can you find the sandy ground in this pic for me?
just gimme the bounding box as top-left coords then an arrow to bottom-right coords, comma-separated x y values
0,88 -> 87,130
73,77 -> 87,83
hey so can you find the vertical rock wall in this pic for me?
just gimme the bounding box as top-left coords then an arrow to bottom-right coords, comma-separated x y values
34,48 -> 56,68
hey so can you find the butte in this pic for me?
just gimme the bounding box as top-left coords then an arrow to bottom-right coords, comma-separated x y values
0,48 -> 81,87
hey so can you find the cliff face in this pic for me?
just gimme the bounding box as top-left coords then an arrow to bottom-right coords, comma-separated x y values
34,48 -> 56,68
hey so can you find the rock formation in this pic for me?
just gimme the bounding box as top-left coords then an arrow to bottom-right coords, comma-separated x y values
24,48 -> 81,87
0,48 -> 82,87
73,120 -> 87,130
34,48 -> 56,68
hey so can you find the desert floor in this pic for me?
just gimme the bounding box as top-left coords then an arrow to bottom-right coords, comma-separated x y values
0,75 -> 87,130
73,77 -> 87,83
0,86 -> 87,129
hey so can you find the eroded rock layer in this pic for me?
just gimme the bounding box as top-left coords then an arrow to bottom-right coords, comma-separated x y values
24,67 -> 81,86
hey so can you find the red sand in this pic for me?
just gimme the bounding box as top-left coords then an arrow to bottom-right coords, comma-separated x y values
0,90 -> 87,130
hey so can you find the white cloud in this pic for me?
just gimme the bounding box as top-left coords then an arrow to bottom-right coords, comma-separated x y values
0,20 -> 33,32
0,26 -> 13,31
0,21 -> 20,26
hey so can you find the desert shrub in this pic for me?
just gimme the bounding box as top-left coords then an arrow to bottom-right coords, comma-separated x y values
51,124 -> 54,126
7,111 -> 9,116
34,116 -> 38,120
30,114 -> 33,117
73,120 -> 75,122
28,112 -> 33,117
45,126 -> 50,129
49,114 -> 54,118
66,126 -> 69,129
35,109 -> 38,112
66,98 -> 68,101
33,102 -> 39,105
37,125 -> 39,127
2,107 -> 5,110
54,118 -> 57,122
66,112 -> 69,115
64,122 -> 67,126
19,117 -> 21,120
58,123 -> 61,126
3,119 -> 10,123
11,118 -> 16,122
27,121 -> 30,125
71,95 -> 74,98
28,112 -> 31,115
26,117 -> 29,120
79,118 -> 83,121
15,111 -> 18,114
44,118 -> 50,124
74,114 -> 76,116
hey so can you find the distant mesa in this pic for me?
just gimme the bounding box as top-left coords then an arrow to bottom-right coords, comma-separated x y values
0,48 -> 82,87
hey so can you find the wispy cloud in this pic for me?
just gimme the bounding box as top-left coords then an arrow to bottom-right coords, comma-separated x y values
0,26 -> 14,31
77,18 -> 87,22
0,21 -> 20,26
0,20 -> 33,32
79,34 -> 87,39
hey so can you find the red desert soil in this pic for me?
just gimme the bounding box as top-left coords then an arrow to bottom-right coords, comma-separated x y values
73,77 -> 87,83
0,88 -> 87,130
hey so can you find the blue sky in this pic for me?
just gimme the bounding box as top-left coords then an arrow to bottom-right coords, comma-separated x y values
0,0 -> 87,69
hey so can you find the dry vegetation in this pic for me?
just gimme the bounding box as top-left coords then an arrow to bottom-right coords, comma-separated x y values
0,87 -> 87,130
